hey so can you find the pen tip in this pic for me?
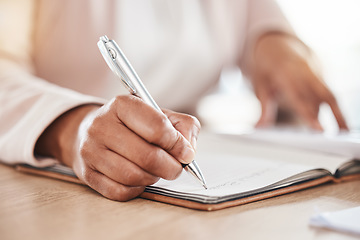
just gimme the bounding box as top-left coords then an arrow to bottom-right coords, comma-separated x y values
203,184 -> 208,190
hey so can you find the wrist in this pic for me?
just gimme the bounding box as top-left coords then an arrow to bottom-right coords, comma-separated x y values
35,104 -> 100,167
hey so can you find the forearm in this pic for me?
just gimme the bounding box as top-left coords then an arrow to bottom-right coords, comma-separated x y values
0,61 -> 106,166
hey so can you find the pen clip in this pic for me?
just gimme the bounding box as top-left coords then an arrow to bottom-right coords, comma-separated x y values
97,35 -> 137,94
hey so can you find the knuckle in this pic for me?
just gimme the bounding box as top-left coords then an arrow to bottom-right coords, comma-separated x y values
113,95 -> 137,109
192,115 -> 201,128
147,114 -> 171,143
114,95 -> 128,105
186,115 -> 201,130
110,95 -> 129,116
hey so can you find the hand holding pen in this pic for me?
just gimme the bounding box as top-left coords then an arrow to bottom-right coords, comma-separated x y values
71,95 -> 202,201
97,36 -> 207,190
35,39 -> 204,202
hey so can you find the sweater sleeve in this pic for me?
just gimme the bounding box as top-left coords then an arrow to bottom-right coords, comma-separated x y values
238,0 -> 296,78
0,0 -> 105,167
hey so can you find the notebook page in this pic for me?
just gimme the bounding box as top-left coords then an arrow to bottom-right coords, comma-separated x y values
218,128 -> 360,163
150,151 -> 318,197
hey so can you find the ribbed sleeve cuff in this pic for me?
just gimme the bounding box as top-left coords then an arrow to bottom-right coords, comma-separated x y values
0,69 -> 106,167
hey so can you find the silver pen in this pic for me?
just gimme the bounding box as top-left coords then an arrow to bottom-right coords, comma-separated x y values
97,35 -> 207,189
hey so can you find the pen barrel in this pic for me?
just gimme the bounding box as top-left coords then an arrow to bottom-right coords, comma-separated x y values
110,40 -> 161,112
132,82 -> 161,112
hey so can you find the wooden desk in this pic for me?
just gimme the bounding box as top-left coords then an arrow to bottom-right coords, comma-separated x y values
1,135 -> 360,240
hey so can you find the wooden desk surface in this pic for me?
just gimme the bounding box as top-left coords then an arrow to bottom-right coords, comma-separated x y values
1,133 -> 360,240
1,162 -> 359,240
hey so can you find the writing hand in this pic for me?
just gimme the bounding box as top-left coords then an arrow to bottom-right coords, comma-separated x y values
35,95 -> 200,201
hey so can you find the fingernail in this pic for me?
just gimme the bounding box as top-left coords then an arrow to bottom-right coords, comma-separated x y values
181,144 -> 195,164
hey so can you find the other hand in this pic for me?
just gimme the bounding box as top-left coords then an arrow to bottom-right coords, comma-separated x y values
250,33 -> 348,131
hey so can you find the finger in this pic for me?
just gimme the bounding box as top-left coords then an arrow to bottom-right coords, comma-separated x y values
255,87 -> 278,128
251,72 -> 278,127
278,70 -> 320,118
114,95 -> 195,164
256,99 -> 277,128
275,72 -> 323,130
89,148 -> 160,186
163,109 -> 201,150
278,85 -> 322,130
288,93 -> 323,131
311,81 -> 349,130
326,95 -> 349,130
77,167 -> 145,201
101,123 -> 182,180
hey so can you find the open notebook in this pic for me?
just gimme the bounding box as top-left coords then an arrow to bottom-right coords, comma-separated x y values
16,133 -> 360,211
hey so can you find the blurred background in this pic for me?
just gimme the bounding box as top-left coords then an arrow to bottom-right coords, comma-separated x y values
197,0 -> 360,133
